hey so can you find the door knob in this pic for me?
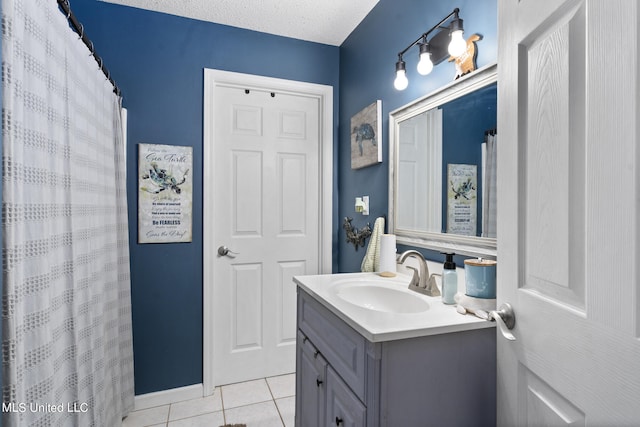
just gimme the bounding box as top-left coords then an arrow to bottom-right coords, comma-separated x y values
476,303 -> 516,341
489,303 -> 516,341
217,245 -> 239,257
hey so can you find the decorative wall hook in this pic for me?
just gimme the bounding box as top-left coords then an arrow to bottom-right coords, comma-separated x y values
343,217 -> 372,251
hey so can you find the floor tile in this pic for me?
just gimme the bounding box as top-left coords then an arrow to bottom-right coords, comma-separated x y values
221,379 -> 272,409
224,400 -> 283,427
266,374 -> 296,399
167,410 -> 224,427
121,405 -> 169,427
169,388 -> 222,421
275,396 -> 295,427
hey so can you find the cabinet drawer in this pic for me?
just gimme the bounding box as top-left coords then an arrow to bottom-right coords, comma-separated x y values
298,289 -> 366,400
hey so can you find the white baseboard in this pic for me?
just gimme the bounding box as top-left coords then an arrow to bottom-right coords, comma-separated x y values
134,383 -> 204,411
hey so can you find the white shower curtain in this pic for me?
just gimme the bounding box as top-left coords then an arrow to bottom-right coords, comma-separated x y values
482,132 -> 498,238
2,0 -> 134,425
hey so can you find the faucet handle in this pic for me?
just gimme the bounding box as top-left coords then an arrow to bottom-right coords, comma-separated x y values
426,274 -> 441,297
405,266 -> 420,287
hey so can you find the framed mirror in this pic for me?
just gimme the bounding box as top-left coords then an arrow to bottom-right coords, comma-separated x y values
388,63 -> 497,258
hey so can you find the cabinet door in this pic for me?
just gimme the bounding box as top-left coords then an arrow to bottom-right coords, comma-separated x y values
296,332 -> 326,427
325,366 -> 366,427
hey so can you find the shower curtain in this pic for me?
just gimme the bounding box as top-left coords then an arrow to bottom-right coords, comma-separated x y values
1,0 -> 134,425
482,132 -> 498,238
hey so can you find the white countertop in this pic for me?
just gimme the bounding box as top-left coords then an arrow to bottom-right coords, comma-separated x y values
294,272 -> 495,342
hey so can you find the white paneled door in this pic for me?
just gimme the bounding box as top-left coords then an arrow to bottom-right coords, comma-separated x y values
203,71 -> 332,388
498,0 -> 640,425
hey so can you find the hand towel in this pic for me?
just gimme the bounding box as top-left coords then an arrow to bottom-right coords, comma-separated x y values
455,293 -> 496,316
360,217 -> 385,272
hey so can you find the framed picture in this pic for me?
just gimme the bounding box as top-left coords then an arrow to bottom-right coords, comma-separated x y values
138,143 -> 193,243
447,163 -> 477,236
351,100 -> 382,169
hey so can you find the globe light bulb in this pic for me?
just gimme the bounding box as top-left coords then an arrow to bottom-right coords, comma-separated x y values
448,30 -> 466,57
394,69 -> 408,90
417,52 -> 433,75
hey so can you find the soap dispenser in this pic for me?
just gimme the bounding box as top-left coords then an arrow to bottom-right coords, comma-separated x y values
441,253 -> 457,305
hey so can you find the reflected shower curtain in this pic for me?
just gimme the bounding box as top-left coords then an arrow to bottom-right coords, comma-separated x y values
482,133 -> 498,238
1,0 -> 134,425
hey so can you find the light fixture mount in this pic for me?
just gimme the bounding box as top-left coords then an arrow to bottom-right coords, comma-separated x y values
393,8 -> 467,90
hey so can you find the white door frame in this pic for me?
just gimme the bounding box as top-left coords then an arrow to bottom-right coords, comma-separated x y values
202,69 -> 333,395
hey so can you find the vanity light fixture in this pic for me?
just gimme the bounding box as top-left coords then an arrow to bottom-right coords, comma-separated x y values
394,8 -> 465,90
416,39 -> 434,76
394,59 -> 409,90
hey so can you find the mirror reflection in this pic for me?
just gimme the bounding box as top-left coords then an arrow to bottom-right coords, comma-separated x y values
389,64 -> 497,256
397,83 -> 497,237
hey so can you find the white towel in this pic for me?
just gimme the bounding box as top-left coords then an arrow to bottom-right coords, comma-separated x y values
360,217 -> 385,272
455,293 -> 496,317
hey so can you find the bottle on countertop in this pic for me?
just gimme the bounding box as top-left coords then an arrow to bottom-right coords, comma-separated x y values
441,252 -> 457,305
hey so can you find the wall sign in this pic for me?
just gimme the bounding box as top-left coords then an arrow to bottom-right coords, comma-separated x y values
447,163 -> 477,236
138,143 -> 192,243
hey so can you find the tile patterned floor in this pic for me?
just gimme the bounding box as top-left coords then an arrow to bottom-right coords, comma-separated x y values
122,373 -> 295,427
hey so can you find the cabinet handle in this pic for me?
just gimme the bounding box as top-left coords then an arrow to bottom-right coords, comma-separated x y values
335,417 -> 343,425
316,378 -> 323,387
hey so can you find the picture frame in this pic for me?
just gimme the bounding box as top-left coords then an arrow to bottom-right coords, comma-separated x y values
447,163 -> 477,236
138,143 -> 193,243
351,100 -> 382,169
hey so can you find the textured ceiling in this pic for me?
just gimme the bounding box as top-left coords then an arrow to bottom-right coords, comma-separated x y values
100,0 -> 380,46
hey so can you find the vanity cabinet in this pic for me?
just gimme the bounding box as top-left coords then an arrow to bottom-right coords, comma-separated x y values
295,288 -> 496,427
297,330 -> 327,427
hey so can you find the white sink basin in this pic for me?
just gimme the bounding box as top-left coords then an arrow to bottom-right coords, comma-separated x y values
332,279 -> 430,314
294,272 -> 495,342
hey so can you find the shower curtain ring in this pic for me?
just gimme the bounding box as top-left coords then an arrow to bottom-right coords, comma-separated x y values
78,23 -> 84,39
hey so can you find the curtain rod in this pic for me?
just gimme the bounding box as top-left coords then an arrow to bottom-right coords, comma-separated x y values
56,0 -> 121,97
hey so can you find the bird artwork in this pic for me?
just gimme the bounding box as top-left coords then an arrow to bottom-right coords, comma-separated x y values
448,33 -> 482,80
350,101 -> 382,169
352,123 -> 376,156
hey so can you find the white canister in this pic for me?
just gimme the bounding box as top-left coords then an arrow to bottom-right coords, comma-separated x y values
378,234 -> 397,275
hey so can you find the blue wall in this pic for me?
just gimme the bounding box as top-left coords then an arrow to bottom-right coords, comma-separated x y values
338,0 -> 497,272
72,2 -> 340,395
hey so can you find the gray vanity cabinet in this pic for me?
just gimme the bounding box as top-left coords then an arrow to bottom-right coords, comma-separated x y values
296,330 -> 327,427
296,288 -> 496,427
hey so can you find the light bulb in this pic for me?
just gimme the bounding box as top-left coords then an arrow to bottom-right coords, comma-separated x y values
448,30 -> 466,57
394,69 -> 408,90
417,52 -> 433,75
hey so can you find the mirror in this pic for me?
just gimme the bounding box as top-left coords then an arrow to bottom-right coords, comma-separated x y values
389,63 -> 497,258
